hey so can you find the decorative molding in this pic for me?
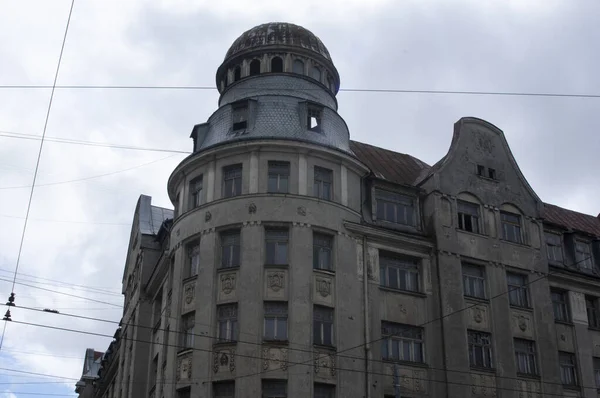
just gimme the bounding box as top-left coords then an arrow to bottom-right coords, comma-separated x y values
248,202 -> 257,214
184,282 -> 195,305
314,351 -> 336,377
291,222 -> 311,228
474,308 -> 483,324
315,278 -> 331,297
220,273 -> 236,294
242,220 -> 262,227
205,211 -> 212,222
267,272 -> 284,292
297,206 -> 307,216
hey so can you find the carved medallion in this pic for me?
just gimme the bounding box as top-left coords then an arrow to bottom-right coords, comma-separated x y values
268,272 -> 284,292
474,308 -> 483,324
220,352 -> 229,366
184,283 -> 195,305
316,278 -> 331,298
221,273 -> 236,294
398,303 -> 407,314
297,206 -> 306,216
248,203 -> 257,214
205,211 -> 212,222
518,315 -> 528,331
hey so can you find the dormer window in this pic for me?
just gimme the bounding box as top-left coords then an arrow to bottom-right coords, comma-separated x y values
375,189 -> 415,226
501,211 -> 522,244
545,232 -> 564,264
232,102 -> 248,131
488,168 -> 496,180
307,104 -> 322,132
575,241 -> 593,271
477,165 -> 485,176
457,200 -> 480,234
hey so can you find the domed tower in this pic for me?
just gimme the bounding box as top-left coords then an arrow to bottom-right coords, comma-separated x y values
167,22 -> 368,398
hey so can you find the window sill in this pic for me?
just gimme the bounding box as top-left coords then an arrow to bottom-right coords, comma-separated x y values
554,320 -> 574,327
314,268 -> 335,276
182,275 -> 197,284
562,385 -> 580,391
177,348 -> 193,356
456,229 -> 488,238
516,372 -> 540,380
379,286 -> 427,298
510,305 -> 533,312
477,175 -> 499,183
381,359 -> 428,369
217,266 -> 240,273
213,340 -> 237,348
313,344 -> 336,351
588,326 -> 600,332
499,239 -> 529,248
264,263 -> 288,268
464,295 -> 489,304
470,366 -> 496,374
262,339 -> 289,345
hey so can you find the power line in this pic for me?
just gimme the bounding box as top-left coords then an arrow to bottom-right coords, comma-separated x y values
0,277 -> 122,307
0,367 -> 77,381
0,275 -> 122,298
0,153 -> 179,191
0,213 -> 130,227
0,0 -> 75,353
0,84 -> 600,99
0,267 -> 121,293
0,130 -> 190,155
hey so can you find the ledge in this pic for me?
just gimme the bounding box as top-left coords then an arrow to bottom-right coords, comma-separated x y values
314,269 -> 335,277
499,238 -> 531,249
554,320 -> 574,327
464,296 -> 489,304
456,229 -> 488,239
313,344 -> 336,352
265,263 -> 288,268
510,305 -> 534,313
177,348 -> 193,357
516,372 -> 540,380
470,366 -> 496,374
217,266 -> 240,273
379,286 -> 427,299
182,275 -> 198,284
381,359 -> 429,369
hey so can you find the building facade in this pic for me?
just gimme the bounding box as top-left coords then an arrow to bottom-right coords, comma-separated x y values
87,22 -> 600,398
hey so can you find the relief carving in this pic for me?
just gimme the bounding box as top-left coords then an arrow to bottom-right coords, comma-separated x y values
205,211 -> 212,222
474,307 -> 483,324
313,351 -> 335,377
213,349 -> 235,373
518,315 -> 528,332
398,304 -> 407,314
297,206 -> 306,216
315,278 -> 331,298
268,272 -> 284,292
221,273 -> 236,294
471,373 -> 497,397
184,283 -> 195,305
263,347 -> 288,371
177,355 -> 192,381
248,203 -> 257,214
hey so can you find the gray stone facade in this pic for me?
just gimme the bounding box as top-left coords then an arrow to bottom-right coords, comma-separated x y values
88,22 -> 600,398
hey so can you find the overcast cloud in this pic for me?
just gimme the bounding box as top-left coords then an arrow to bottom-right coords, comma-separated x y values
0,0 -> 599,396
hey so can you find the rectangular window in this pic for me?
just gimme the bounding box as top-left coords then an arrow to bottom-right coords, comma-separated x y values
217,304 -> 238,342
213,381 -> 235,398
379,253 -> 420,293
576,241 -> 593,270
488,168 -> 497,180
314,166 -> 332,200
551,289 -> 570,322
223,164 -> 242,198
507,272 -> 529,308
594,357 -> 600,388
181,313 -> 195,349
265,229 -> 288,265
587,296 -> 600,329
178,389 -> 191,398
468,331 -> 493,368
463,264 -> 486,299
501,211 -> 522,244
307,105 -> 322,132
313,306 -> 334,346
262,380 -> 287,398
514,339 -> 537,376
313,233 -> 333,271
314,384 -> 335,398
232,102 -> 248,131
477,165 -> 485,176
381,322 -> 424,363
187,243 -> 200,278
189,176 -> 203,209
221,231 -> 240,268
264,302 -> 288,341
545,232 -> 564,264
267,161 -> 290,193
375,189 -> 415,226
457,201 -> 480,233
559,352 -> 578,386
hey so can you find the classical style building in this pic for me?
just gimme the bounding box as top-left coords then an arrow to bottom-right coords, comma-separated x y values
85,22 -> 600,398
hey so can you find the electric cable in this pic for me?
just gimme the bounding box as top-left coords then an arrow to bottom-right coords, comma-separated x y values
0,213 -> 130,227
0,274 -> 122,298
0,267 -> 121,293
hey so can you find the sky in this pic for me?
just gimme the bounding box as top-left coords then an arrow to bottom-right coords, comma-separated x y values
0,0 -> 599,396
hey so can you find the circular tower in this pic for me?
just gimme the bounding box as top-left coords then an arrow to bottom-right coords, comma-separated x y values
167,22 -> 368,397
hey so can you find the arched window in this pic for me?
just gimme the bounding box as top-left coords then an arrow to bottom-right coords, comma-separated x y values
293,59 -> 304,74
327,76 -> 335,92
234,66 -> 241,82
271,57 -> 283,73
311,66 -> 321,82
250,59 -> 261,76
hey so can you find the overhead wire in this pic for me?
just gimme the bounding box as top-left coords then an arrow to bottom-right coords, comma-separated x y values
0,271 -> 122,297
0,213 -> 130,227
0,0 -> 76,353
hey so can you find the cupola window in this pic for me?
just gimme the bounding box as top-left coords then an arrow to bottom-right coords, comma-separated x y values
293,59 -> 304,74
233,66 -> 241,82
250,59 -> 261,76
232,102 -> 248,131
311,66 -> 321,82
307,104 -> 322,132
271,56 -> 283,73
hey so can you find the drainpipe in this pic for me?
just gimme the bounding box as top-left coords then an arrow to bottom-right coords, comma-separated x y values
363,235 -> 371,398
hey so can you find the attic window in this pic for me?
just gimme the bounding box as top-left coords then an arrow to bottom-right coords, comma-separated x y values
232,102 -> 248,131
477,165 -> 485,176
488,168 -> 497,180
234,66 -> 241,82
307,105 -> 322,132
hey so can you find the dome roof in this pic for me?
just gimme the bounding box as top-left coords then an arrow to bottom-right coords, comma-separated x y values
225,22 -> 332,62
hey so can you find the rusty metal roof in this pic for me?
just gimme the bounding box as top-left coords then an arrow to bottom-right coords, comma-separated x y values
542,203 -> 600,237
225,22 -> 332,61
350,140 -> 431,186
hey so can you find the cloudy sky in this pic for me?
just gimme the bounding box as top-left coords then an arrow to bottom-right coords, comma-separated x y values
0,0 -> 599,396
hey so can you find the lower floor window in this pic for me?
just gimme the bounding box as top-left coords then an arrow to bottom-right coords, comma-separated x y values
213,381 -> 235,398
559,352 -> 578,386
381,322 -> 424,363
314,383 -> 335,398
468,331 -> 493,368
262,380 -> 286,398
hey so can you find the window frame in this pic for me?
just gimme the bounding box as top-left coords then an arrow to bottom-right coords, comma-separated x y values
220,231 -> 241,269
551,289 -> 571,323
213,381 -> 235,398
189,175 -> 203,210
457,200 -> 481,234
545,232 -> 564,264
575,240 -> 593,271
462,263 -> 486,299
314,383 -> 335,398
313,305 -> 334,347
514,338 -> 538,376
501,211 -> 523,244
232,102 -> 248,132
313,233 -> 333,271
217,304 -> 238,342
587,296 -> 600,329
223,164 -> 242,198
267,161 -> 290,194
262,379 -> 287,398
507,272 -> 530,308
313,166 -> 333,200
307,104 -> 323,133
249,59 -> 261,76
186,242 -> 200,278
375,189 -> 416,227
270,56 -> 283,73
181,313 -> 195,350
379,253 -> 420,293
593,357 -> 600,389
468,330 -> 493,369
559,351 -> 578,387
263,302 -> 288,342
265,229 -> 289,266
292,59 -> 304,74
381,322 -> 425,364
